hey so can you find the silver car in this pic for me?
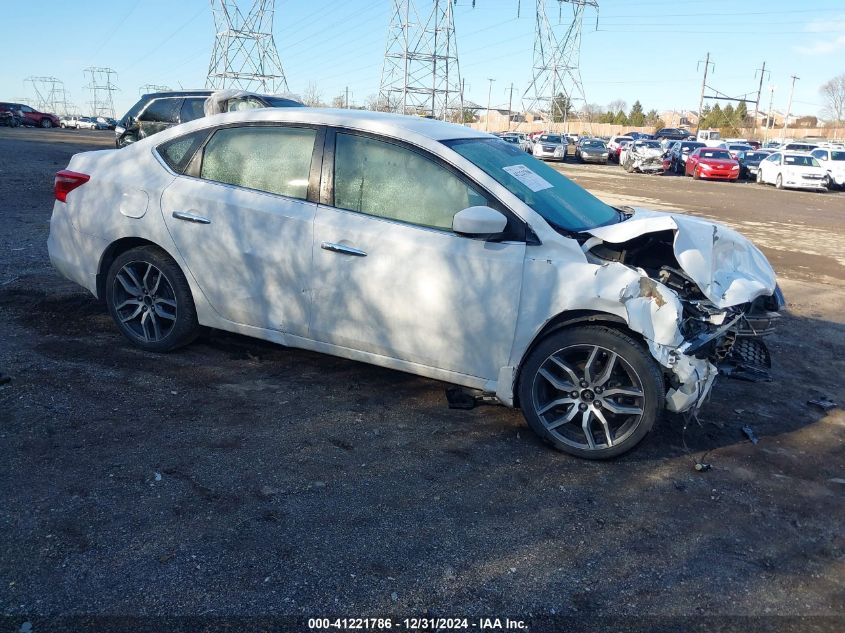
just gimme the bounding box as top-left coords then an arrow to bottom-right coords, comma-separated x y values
532,133 -> 567,161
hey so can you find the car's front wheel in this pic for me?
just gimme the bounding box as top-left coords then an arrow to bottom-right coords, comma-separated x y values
40,118 -> 52,128
776,174 -> 783,189
517,326 -> 664,459
106,246 -> 199,352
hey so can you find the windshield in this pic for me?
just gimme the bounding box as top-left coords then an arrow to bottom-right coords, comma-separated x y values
636,141 -> 661,149
444,138 -> 619,232
539,135 -> 563,143
745,152 -> 768,161
700,150 -> 732,160
729,144 -> 751,151
582,140 -> 606,148
784,155 -> 820,167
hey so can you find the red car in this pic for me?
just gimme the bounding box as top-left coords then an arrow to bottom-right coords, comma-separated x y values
0,102 -> 60,128
685,147 -> 740,181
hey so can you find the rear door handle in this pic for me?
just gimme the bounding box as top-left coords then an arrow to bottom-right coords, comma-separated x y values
321,241 -> 367,257
172,211 -> 211,224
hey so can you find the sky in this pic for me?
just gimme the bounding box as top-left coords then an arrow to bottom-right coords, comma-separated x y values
2,0 -> 844,120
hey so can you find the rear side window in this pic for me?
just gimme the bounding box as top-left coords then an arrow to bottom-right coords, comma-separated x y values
180,98 -> 206,123
200,126 -> 317,199
139,98 -> 180,123
157,130 -> 210,174
333,132 -> 486,230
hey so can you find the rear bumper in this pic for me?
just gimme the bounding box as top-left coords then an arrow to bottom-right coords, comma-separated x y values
47,204 -> 104,297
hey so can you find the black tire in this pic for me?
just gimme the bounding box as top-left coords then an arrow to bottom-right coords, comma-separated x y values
775,174 -> 783,189
757,170 -> 764,184
517,326 -> 665,459
105,246 -> 199,352
40,118 -> 52,128
693,166 -> 701,180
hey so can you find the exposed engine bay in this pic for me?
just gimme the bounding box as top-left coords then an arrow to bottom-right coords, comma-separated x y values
579,209 -> 782,413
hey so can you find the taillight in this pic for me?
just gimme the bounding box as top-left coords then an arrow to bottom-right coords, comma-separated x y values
54,170 -> 90,202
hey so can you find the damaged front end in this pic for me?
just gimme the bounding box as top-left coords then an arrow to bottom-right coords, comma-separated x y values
582,208 -> 782,414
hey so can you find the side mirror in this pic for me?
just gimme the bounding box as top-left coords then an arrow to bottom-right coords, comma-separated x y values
452,206 -> 507,236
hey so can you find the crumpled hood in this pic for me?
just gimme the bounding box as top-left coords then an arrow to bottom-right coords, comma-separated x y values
582,208 -> 776,309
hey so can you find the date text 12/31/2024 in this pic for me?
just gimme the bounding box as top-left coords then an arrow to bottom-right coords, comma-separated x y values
308,617 -> 527,630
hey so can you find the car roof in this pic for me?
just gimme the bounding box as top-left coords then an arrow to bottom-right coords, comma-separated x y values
141,90 -> 214,99
153,107 -> 493,143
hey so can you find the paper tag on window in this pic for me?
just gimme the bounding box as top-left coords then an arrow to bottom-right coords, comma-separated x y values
502,164 -> 553,192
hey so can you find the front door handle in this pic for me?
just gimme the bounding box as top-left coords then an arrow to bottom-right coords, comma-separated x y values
321,241 -> 367,257
172,211 -> 211,224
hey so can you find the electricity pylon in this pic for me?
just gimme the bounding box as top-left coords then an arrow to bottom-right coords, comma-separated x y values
25,77 -> 69,115
523,0 -> 598,131
206,0 -> 288,93
84,67 -> 119,118
378,0 -> 464,120
139,84 -> 172,95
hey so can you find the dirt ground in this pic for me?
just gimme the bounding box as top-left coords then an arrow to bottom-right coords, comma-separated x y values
0,128 -> 843,631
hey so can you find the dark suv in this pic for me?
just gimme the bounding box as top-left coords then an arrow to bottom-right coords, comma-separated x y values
654,127 -> 693,140
115,90 -> 304,148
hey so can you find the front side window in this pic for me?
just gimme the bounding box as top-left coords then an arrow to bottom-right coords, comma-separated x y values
140,98 -> 180,123
200,126 -> 316,199
333,133 -> 486,230
444,138 -> 619,232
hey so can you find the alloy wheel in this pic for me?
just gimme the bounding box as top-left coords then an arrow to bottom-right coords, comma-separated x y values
112,261 -> 178,343
531,344 -> 645,451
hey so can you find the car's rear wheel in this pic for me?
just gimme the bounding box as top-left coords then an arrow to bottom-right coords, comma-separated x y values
518,326 -> 664,459
776,174 -> 783,189
106,246 -> 199,352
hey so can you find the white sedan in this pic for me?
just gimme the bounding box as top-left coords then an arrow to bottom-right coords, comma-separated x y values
48,108 -> 782,459
757,152 -> 828,191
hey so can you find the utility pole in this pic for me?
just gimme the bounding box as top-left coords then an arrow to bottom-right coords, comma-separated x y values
753,61 -> 768,137
781,74 -> 799,139
695,52 -> 714,135
506,82 -> 514,131
345,86 -> 349,109
485,77 -> 495,132
765,84 -> 775,143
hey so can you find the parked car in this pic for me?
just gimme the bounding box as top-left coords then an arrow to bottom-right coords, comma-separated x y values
757,152 -> 828,191
47,108 -> 782,459
607,135 -> 633,162
97,116 -> 117,130
810,148 -> 845,189
498,133 -> 532,153
668,141 -> 705,173
574,138 -> 609,164
79,116 -> 108,130
781,142 -> 818,153
736,150 -> 774,180
0,102 -> 59,128
0,103 -> 23,127
685,147 -> 740,180
655,127 -> 692,140
620,139 -> 665,173
115,89 -> 304,147
623,131 -> 654,140
532,133 -> 567,161
719,143 -> 753,160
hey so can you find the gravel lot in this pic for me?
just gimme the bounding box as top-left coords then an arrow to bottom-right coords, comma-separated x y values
0,128 -> 843,631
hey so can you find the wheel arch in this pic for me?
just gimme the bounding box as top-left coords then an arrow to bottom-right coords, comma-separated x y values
96,237 -> 167,299
512,309 -> 641,408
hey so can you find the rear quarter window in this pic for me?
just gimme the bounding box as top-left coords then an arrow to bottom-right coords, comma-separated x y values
157,130 -> 210,174
139,98 -> 181,123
